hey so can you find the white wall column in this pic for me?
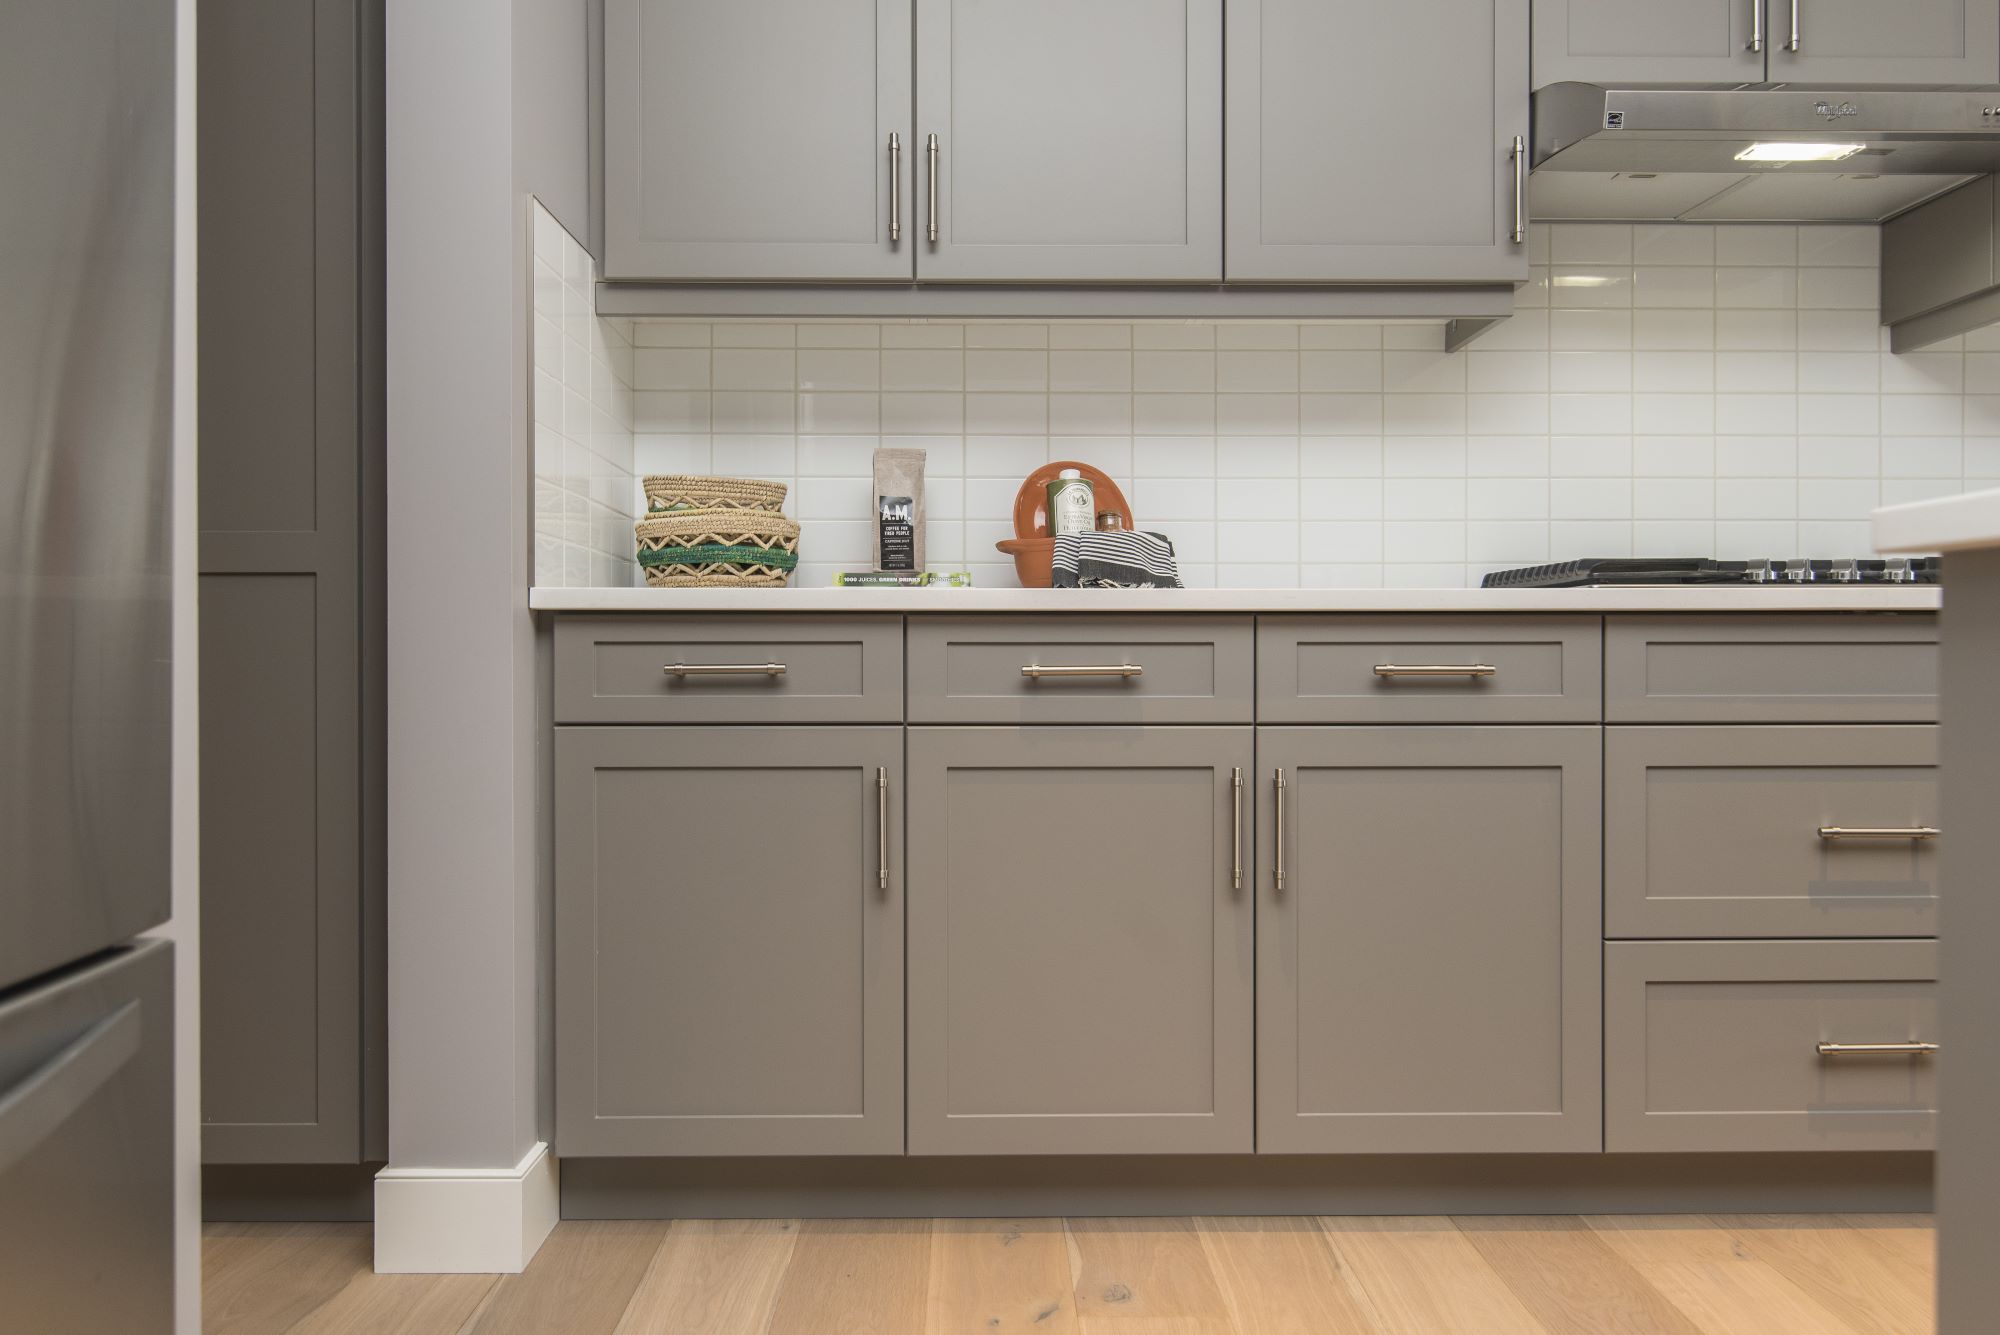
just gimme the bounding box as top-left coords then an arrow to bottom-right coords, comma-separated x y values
378,0 -> 583,1274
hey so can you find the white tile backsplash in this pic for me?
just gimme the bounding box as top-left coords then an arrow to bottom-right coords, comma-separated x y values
531,201 -> 637,588
529,221 -> 1988,588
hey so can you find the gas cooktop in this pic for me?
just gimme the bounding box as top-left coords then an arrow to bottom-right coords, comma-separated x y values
1481,557 -> 1942,589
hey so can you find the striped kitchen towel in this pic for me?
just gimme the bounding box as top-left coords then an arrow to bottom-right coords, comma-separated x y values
1051,530 -> 1183,589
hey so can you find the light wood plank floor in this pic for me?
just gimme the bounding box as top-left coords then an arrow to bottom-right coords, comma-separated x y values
203,1214 -> 1935,1335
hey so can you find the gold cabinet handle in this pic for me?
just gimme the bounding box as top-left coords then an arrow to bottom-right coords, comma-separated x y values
888,132 -> 902,243
1231,768 -> 1243,893
1373,663 -> 1498,678
1787,0 -> 1800,52
1817,1041 -> 1939,1057
664,662 -> 787,677
1273,768 -> 1286,894
877,767 -> 889,894
1021,663 -> 1143,679
1818,826 -> 1940,841
1749,0 -> 1764,52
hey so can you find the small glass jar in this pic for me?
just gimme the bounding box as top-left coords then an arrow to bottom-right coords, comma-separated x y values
1096,511 -> 1124,531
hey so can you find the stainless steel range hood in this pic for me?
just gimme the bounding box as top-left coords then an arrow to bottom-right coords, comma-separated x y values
1530,84 -> 2000,223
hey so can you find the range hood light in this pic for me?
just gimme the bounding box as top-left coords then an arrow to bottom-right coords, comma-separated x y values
1734,142 -> 1868,163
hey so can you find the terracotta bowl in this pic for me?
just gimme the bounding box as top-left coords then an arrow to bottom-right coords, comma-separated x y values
996,536 -> 1057,588
1010,461 -> 1132,539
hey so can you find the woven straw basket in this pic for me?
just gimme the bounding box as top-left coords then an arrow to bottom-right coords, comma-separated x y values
635,508 -> 802,587
643,473 -> 789,515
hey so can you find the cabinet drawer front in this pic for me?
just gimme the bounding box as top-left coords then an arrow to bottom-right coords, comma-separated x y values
1606,940 -> 1938,1153
1606,615 -> 1939,723
1607,727 -> 1940,939
554,616 -> 903,723
907,616 -> 1253,723
1258,616 -> 1601,723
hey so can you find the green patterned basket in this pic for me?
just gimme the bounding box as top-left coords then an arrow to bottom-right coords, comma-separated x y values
635,508 -> 801,587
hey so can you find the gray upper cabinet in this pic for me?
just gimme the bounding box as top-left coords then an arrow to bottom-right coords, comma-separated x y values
906,727 -> 1254,1155
1534,0 -> 2000,87
1532,0 -> 1765,85
604,0 -> 914,281
1258,726 -> 1601,1154
1771,0 -> 2000,84
555,727 -> 904,1156
1226,0 -> 1530,283
914,0 -> 1222,281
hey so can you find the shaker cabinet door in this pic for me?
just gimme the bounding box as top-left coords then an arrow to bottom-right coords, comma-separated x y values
555,727 -> 904,1155
913,0 -> 1222,280
1772,0 -> 1999,84
1258,726 -> 1602,1153
604,0 -> 914,280
1532,0 -> 1767,85
906,727 -> 1254,1154
1226,0 -> 1530,282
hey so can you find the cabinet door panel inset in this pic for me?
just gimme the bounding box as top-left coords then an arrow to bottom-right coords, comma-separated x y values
1258,726 -> 1601,1153
556,727 -> 903,1155
605,0 -> 914,280
907,727 -> 1253,1154
916,0 -> 1222,280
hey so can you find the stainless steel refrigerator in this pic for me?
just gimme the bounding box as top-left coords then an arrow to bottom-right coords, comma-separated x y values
0,0 -> 179,1329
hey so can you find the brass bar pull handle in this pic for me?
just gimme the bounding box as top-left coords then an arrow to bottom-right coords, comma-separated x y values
665,662 -> 787,677
1787,0 -> 1800,51
1274,768 -> 1286,894
1817,1041 -> 1939,1057
1818,826 -> 1940,841
888,132 -> 902,243
1374,664 -> 1498,678
1231,768 -> 1243,893
877,768 -> 889,894
1509,135 -> 1526,245
926,133 -> 940,243
1021,663 -> 1144,679
1750,0 -> 1764,52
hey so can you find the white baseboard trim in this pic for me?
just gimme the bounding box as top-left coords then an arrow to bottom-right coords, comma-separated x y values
373,1142 -> 559,1273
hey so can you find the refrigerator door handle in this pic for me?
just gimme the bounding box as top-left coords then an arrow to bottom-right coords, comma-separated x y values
0,1000 -> 141,1177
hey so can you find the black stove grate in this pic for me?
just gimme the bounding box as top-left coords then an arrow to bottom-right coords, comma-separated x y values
1481,557 -> 1941,589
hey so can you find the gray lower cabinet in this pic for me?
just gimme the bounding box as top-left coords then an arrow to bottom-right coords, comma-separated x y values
905,727 -> 1255,1155
1225,0 -> 1530,283
1770,0 -> 1999,84
555,727 -> 904,1156
1532,0 -> 1765,85
604,0 -> 914,281
1257,726 -> 1602,1153
914,0 -> 1222,281
1606,726 -> 1940,940
1605,939 -> 1938,1153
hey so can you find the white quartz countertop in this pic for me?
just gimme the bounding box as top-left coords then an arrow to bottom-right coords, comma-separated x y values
529,585 -> 1941,614
1874,487 -> 2000,555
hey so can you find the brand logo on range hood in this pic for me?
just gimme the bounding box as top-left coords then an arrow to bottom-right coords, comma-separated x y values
1815,100 -> 1861,121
